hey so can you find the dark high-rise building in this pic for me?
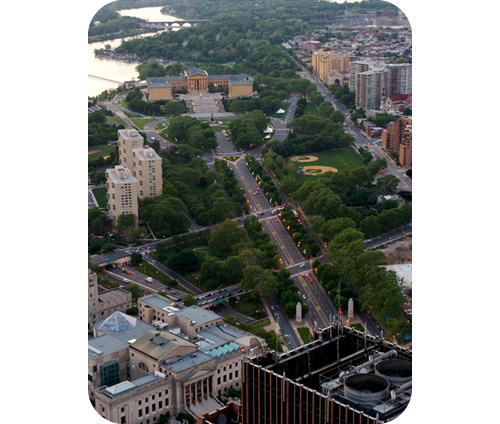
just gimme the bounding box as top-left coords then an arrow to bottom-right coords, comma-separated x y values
242,324 -> 412,424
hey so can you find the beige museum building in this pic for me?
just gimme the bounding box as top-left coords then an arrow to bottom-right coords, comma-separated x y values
89,296 -> 266,424
147,68 -> 254,101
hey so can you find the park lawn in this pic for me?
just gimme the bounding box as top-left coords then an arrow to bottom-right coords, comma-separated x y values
108,116 -> 128,126
92,187 -> 108,209
302,101 -> 321,117
351,323 -> 365,332
297,327 -> 312,344
129,117 -> 156,129
228,293 -> 266,320
292,148 -> 366,184
88,144 -> 115,161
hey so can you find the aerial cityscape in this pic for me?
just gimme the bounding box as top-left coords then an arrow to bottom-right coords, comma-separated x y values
87,1 -> 412,423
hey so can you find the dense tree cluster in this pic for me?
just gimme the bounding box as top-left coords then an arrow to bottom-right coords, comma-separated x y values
214,160 -> 250,216
326,228 -> 409,338
125,88 -> 163,116
88,110 -> 122,146
199,218 -> 280,292
292,165 -> 411,241
167,116 -> 217,151
228,110 -> 268,150
329,83 -> 355,109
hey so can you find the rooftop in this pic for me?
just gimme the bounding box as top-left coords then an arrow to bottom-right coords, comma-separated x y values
163,351 -> 213,373
130,331 -> 197,361
140,294 -> 174,310
88,334 -> 129,359
107,166 -> 136,185
100,373 -> 164,398
93,311 -> 157,343
173,305 -> 221,327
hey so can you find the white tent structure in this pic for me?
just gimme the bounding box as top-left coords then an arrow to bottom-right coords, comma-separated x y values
264,126 -> 274,133
276,108 -> 285,114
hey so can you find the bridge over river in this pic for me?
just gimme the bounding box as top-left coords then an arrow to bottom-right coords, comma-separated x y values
88,74 -> 124,85
141,19 -> 211,28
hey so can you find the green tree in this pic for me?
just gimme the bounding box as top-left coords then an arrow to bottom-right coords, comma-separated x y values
125,284 -> 144,302
242,266 -> 278,299
208,219 -> 249,258
183,294 -> 198,307
376,174 -> 399,195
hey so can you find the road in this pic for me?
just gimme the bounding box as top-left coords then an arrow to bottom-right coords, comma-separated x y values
268,295 -> 301,350
142,254 -> 204,295
102,265 -> 188,301
227,137 -> 339,332
364,223 -> 412,250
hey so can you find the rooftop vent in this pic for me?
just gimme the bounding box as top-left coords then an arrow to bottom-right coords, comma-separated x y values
344,374 -> 390,406
375,359 -> 412,385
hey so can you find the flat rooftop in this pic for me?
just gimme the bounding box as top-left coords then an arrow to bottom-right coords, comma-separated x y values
248,325 -> 411,423
173,305 -> 221,326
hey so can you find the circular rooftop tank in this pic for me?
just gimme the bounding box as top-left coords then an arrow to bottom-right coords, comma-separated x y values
375,359 -> 412,385
344,374 -> 390,406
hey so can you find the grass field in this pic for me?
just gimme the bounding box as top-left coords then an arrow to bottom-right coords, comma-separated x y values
128,117 -> 155,129
297,327 -> 312,344
108,116 -> 128,127
351,323 -> 365,332
292,148 -> 365,183
92,187 -> 108,208
88,144 -> 115,161
302,102 -> 321,117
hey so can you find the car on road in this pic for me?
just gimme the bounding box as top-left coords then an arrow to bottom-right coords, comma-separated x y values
123,278 -> 129,283
302,295 -> 306,300
299,263 -> 305,268
122,268 -> 131,274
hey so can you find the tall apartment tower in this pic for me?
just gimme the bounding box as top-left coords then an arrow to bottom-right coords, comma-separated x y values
382,117 -> 412,168
349,61 -> 370,92
355,68 -> 389,110
387,64 -> 412,97
132,146 -> 163,199
312,50 -> 350,82
118,128 -> 144,169
106,165 -> 138,226
399,117 -> 412,168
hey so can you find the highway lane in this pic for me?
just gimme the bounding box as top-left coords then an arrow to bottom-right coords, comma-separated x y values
261,217 -> 303,266
215,130 -> 239,154
143,254 -> 204,295
268,295 -> 301,350
294,273 -> 337,330
229,158 -> 272,213
102,266 -> 188,301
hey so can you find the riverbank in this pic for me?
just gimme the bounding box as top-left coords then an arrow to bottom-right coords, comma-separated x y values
88,27 -> 163,44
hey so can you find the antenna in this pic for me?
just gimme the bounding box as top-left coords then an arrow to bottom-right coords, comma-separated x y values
337,283 -> 340,361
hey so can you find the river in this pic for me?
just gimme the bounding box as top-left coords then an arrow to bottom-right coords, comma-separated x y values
88,2 -> 361,98
88,6 -> 184,98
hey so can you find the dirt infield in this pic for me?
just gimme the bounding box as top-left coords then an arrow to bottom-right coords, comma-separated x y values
301,166 -> 338,175
88,150 -> 100,155
291,155 -> 319,163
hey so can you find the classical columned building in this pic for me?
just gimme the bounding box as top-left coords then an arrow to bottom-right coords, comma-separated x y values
147,68 -> 253,101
